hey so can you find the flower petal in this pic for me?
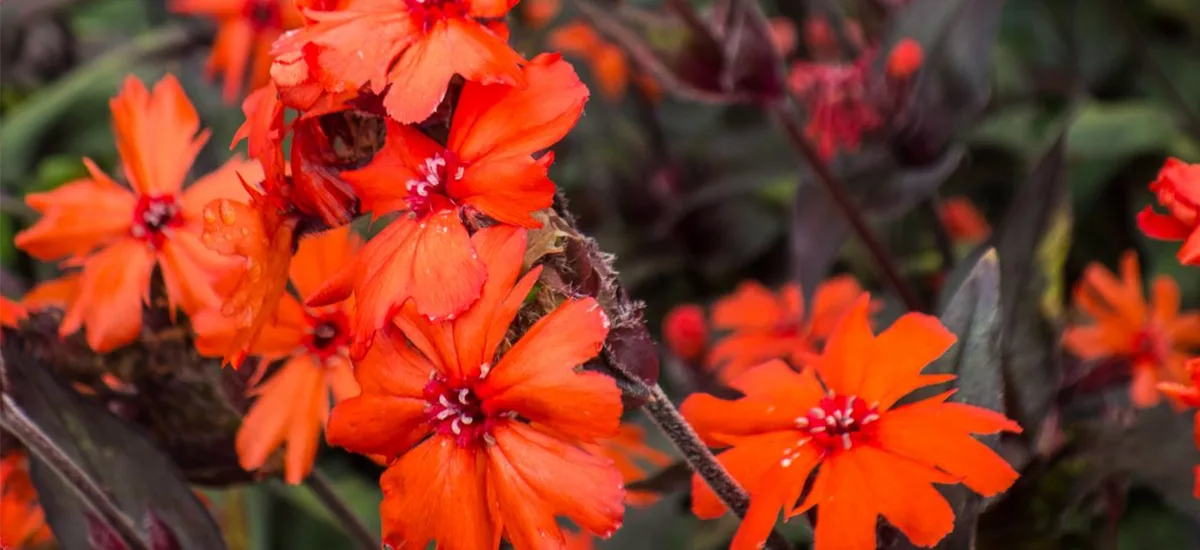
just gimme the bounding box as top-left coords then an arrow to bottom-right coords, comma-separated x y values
15,172 -> 135,261
181,157 -> 258,222
236,356 -> 324,483
690,431 -> 810,519
290,226 -> 362,301
452,155 -> 555,227
488,422 -> 624,538
449,53 -> 585,162
60,239 -> 154,353
352,327 -> 434,397
451,226 -> 531,372
839,446 -> 956,548
711,280 -> 784,331
110,74 -> 209,195
326,394 -> 429,459
815,294 -> 873,397
379,436 -> 494,550
874,396 -> 1021,496
479,298 -> 619,441
1137,207 -> 1192,240
859,312 -> 956,410
682,361 -> 823,445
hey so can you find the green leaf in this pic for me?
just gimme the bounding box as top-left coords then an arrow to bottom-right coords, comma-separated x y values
887,251 -> 1003,550
0,25 -> 197,189
1066,102 -> 1181,161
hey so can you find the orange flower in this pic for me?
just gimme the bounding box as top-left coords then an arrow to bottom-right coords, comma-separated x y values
325,226 -> 625,549
1063,251 -> 1200,407
1157,357 -> 1200,499
194,227 -> 361,483
549,21 -> 629,100
170,0 -> 307,102
681,295 -> 1022,550
939,196 -> 991,245
307,54 -> 588,357
0,452 -> 53,549
1138,158 -> 1200,265
200,81 -> 359,367
662,304 -> 708,362
271,0 -> 526,124
587,424 -> 672,506
707,276 -> 863,383
14,75 -> 256,353
521,0 -> 559,29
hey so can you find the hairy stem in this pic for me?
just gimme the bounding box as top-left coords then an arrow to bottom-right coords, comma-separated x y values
641,385 -> 795,550
0,393 -> 149,550
771,101 -> 926,312
305,469 -> 379,550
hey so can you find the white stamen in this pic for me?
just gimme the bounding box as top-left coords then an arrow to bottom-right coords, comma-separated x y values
841,433 -> 852,450
457,388 -> 471,405
809,407 -> 826,419
794,417 -> 809,428
436,409 -> 455,420
460,415 -> 474,425
451,418 -> 462,435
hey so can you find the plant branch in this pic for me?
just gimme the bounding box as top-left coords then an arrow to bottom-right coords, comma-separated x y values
0,393 -> 150,550
305,469 -> 379,550
641,384 -> 795,550
771,100 -> 926,312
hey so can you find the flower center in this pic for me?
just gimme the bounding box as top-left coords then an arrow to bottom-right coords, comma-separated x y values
795,394 -> 879,452
305,310 -> 350,361
424,375 -> 500,448
404,0 -> 469,33
406,152 -> 463,219
242,0 -> 283,33
131,194 -> 182,248
1132,328 -> 1169,366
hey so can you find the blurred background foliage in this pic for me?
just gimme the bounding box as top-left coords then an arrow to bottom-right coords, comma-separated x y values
3,0 -> 1200,548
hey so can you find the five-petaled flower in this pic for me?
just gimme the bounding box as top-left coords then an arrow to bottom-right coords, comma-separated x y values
1138,158 -> 1200,266
706,277 -> 864,383
194,227 -> 362,484
325,226 -> 625,549
1063,251 -> 1200,407
307,53 -> 589,357
271,0 -> 526,124
14,75 -> 258,353
682,294 -> 1022,550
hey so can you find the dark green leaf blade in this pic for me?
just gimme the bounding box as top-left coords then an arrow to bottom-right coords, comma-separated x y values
3,345 -> 227,550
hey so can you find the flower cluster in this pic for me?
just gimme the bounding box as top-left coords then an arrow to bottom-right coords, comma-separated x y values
36,0 -> 1200,548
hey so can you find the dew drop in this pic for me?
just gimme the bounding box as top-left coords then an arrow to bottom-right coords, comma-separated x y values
219,202 -> 238,225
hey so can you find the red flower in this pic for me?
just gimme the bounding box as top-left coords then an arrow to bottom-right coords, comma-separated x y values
194,227 -> 361,483
787,53 -> 881,159
307,53 -> 588,357
939,196 -> 991,245
886,38 -> 924,80
200,81 -> 360,366
0,297 -> 26,332
662,304 -> 708,362
707,277 -> 864,383
169,0 -> 307,101
14,75 -> 255,352
1138,158 -> 1200,265
682,295 -> 1022,550
325,226 -> 625,548
271,0 -> 526,124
